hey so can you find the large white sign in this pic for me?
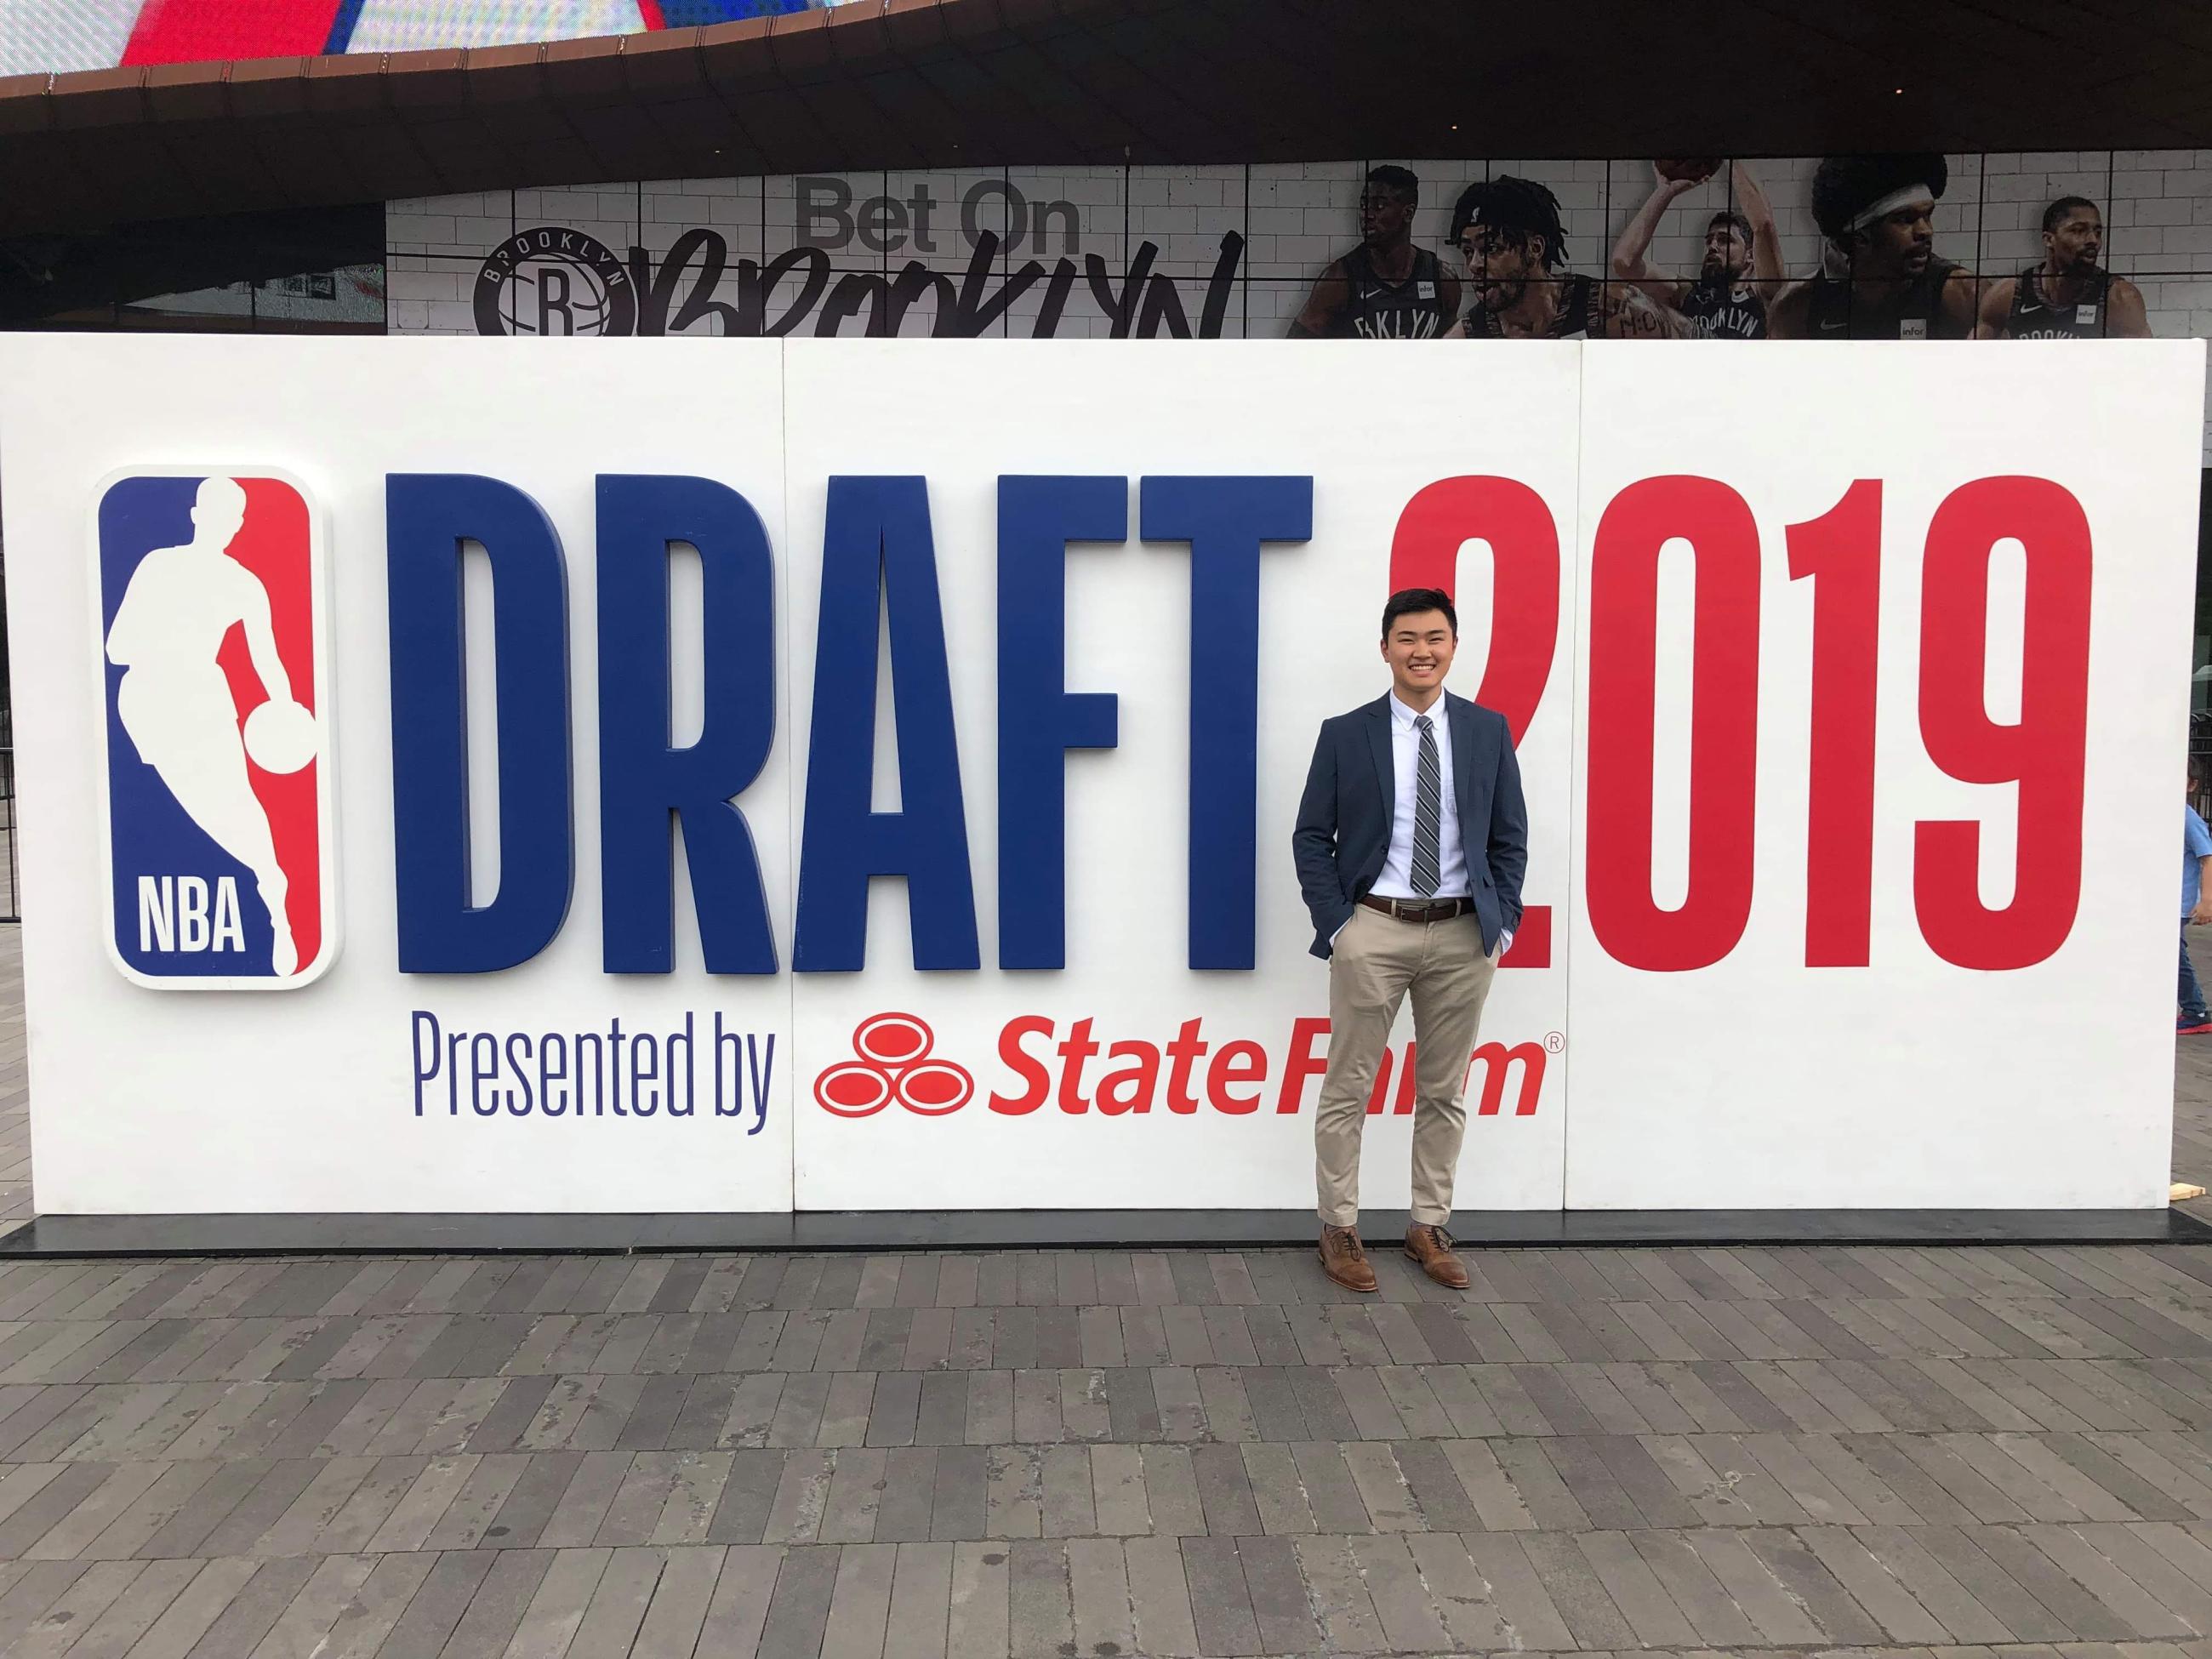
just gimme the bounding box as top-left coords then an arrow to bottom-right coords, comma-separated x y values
0,335 -> 2198,1215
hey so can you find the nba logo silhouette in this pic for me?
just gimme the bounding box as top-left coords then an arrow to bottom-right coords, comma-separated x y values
94,471 -> 339,988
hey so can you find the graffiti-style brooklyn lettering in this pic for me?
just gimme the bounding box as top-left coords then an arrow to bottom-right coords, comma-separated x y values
474,227 -> 1246,340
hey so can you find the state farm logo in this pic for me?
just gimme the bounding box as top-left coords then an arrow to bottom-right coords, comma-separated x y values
813,1013 -> 976,1117
812,1012 -> 1553,1120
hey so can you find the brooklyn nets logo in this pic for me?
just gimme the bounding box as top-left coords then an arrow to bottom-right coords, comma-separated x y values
474,227 -> 637,338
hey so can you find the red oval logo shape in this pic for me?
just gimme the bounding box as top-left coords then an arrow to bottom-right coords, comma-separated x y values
814,1061 -> 893,1117
855,1012 -> 932,1067
900,1059 -> 974,1115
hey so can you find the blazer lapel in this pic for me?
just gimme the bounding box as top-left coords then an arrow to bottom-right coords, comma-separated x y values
1364,696 -> 1394,819
1447,693 -> 1476,834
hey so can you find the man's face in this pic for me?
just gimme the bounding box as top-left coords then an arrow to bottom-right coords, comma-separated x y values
1360,185 -> 1415,248
1859,195 -> 1936,275
1460,225 -> 1541,312
1382,609 -> 1457,700
2045,206 -> 2103,273
1702,219 -> 1749,280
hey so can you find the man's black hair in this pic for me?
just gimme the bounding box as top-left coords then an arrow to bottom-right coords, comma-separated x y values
1365,164 -> 1420,200
1810,152 -> 1948,242
1382,587 -> 1457,639
1449,175 -> 1568,270
2043,195 -> 2098,234
1709,210 -> 1754,247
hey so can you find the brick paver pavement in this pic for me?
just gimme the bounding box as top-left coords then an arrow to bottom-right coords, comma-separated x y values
0,922 -> 2207,1656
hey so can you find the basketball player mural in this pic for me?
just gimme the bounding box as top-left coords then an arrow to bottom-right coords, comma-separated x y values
1769,153 -> 1979,339
1443,175 -> 1695,339
104,477 -> 319,976
1976,196 -> 2151,339
1609,160 -> 1786,339
1288,165 -> 1462,339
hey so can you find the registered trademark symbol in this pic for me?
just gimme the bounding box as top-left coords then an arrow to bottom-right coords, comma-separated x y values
1544,1031 -> 1565,1053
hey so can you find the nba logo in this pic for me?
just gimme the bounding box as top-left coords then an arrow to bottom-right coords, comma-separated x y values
93,471 -> 339,988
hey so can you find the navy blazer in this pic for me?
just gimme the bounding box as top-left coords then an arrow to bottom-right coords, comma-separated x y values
1291,690 -> 1528,959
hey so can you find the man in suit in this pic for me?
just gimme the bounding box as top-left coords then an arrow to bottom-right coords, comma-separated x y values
1292,587 -> 1528,1291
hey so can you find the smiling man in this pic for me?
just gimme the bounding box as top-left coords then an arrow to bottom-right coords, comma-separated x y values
1291,588 -> 1528,1291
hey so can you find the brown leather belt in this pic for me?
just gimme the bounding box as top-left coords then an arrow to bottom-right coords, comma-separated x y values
1359,894 -> 1474,924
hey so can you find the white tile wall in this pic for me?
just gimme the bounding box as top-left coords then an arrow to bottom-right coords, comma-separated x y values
641,175 -> 761,261
1125,164 -> 1247,282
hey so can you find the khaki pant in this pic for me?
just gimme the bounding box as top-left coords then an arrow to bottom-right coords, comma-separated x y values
1314,904 -> 1498,1227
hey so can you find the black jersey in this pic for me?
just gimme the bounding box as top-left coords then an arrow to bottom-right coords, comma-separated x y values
2006,265 -> 2112,338
1805,257 -> 1970,339
1340,244 -> 1452,339
1469,271 -> 1600,339
1681,276 -> 1766,340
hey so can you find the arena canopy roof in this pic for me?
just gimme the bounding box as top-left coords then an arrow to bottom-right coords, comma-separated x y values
2,0 -> 2211,238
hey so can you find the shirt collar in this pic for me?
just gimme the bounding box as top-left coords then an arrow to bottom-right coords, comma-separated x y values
1388,692 -> 1446,732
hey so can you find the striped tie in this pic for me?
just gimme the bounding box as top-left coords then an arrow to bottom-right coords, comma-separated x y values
1411,714 -> 1441,897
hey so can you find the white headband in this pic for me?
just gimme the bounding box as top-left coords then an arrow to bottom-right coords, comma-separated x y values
1845,184 -> 1936,235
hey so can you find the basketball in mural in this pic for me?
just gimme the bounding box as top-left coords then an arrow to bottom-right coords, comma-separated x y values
503,247 -> 618,337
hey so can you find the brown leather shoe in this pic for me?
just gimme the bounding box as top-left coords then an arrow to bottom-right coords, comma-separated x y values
1405,1223 -> 1470,1289
1318,1224 -> 1378,1292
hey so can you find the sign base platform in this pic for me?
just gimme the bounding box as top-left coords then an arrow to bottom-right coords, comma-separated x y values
2,1207 -> 2205,1258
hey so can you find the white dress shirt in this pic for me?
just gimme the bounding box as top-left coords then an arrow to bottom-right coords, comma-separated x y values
1371,693 -> 1469,899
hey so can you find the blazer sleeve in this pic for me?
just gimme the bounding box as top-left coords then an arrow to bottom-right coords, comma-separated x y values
1292,722 -> 1352,937
1486,715 -> 1528,926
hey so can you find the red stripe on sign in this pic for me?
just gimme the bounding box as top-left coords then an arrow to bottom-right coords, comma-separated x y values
636,0 -> 669,27
215,479 -> 323,977
123,0 -> 345,65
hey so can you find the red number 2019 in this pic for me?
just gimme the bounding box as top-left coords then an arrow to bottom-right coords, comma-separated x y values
1391,473 -> 2092,972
